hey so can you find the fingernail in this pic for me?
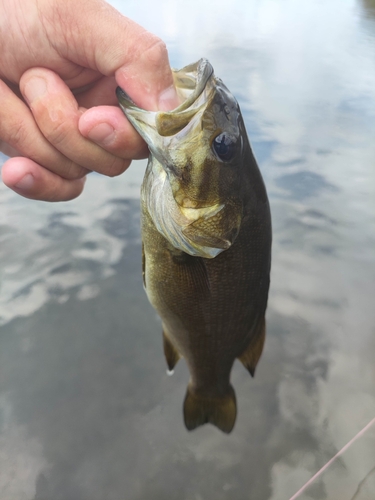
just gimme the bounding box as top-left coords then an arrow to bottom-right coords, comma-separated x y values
158,85 -> 180,111
24,77 -> 47,104
14,173 -> 34,191
87,123 -> 115,146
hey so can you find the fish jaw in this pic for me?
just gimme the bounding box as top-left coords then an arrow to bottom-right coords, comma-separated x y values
116,74 -> 213,173
116,58 -> 213,159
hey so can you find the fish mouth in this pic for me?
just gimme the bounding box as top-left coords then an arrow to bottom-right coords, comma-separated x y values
116,58 -> 213,111
116,58 -> 214,144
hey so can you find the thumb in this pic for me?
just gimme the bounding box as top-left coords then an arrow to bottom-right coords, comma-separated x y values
42,0 -> 179,111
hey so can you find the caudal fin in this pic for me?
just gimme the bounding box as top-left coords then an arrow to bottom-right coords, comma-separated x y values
183,385 -> 237,434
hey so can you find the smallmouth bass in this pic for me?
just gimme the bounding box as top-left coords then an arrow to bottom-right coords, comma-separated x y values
117,59 -> 271,433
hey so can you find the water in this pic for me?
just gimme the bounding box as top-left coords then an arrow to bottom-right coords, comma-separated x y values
1,0 -> 375,498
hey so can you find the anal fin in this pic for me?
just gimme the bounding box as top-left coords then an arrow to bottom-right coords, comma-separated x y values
163,329 -> 180,371
238,317 -> 266,377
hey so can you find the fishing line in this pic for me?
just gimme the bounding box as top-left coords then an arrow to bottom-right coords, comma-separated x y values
289,416 -> 375,500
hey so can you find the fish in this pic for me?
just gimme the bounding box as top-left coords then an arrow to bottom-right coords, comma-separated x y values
116,59 -> 271,434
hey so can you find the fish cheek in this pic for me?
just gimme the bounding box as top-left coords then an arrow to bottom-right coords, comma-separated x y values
214,157 -> 245,223
168,160 -> 194,207
170,152 -> 222,208
195,156 -> 221,205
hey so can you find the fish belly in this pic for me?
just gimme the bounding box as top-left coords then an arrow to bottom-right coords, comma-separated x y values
141,200 -> 271,390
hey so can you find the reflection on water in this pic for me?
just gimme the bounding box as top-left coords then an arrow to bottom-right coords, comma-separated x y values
1,0 -> 375,498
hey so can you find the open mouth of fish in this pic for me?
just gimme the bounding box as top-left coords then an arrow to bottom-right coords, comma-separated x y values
116,58 -> 214,139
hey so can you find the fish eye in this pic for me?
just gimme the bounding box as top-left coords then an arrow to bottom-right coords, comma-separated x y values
212,133 -> 236,162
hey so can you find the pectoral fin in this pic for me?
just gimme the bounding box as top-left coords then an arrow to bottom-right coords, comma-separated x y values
163,329 -> 180,371
238,317 -> 266,377
183,384 -> 237,434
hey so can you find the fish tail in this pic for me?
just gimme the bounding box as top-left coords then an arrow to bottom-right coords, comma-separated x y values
183,384 -> 237,434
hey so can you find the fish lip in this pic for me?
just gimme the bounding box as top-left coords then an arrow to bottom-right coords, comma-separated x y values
116,58 -> 214,116
167,58 -> 214,113
115,87 -> 135,108
116,59 -> 216,162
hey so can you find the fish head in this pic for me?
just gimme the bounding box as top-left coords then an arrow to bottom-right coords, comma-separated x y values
117,59 -> 247,258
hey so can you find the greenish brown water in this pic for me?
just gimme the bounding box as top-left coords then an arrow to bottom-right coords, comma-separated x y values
1,1 -> 375,498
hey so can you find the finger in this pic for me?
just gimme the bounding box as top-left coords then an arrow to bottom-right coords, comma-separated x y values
0,141 -> 21,158
78,106 -> 148,159
0,78 -> 88,180
1,156 -> 86,202
75,76 -> 118,108
66,77 -> 148,158
20,68 -> 131,177
42,0 -> 179,111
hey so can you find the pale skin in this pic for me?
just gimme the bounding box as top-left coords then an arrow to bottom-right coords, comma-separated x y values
0,0 -> 179,201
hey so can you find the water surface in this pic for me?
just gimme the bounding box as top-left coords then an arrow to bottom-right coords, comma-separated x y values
1,0 -> 375,499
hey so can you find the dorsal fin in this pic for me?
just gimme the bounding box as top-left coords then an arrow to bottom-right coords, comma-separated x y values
163,329 -> 180,371
238,317 -> 266,377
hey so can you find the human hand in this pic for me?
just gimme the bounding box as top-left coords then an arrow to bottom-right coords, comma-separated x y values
0,0 -> 178,201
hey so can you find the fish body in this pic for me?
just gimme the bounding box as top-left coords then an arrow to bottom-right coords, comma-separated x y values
117,59 -> 271,433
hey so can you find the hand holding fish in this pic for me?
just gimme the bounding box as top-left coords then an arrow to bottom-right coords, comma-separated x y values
0,0 -> 178,201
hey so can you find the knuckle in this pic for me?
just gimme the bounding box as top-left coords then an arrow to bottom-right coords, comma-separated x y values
6,121 -> 30,151
105,157 -> 131,178
60,159 -> 89,180
44,118 -> 71,148
48,181 -> 83,202
0,141 -> 20,157
45,187 -> 61,202
141,36 -> 168,69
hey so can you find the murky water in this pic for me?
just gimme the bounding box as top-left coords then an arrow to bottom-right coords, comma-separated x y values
1,0 -> 375,499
